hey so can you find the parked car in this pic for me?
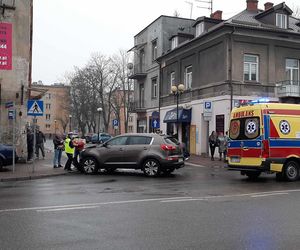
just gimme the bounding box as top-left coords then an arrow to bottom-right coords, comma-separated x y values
82,133 -> 93,143
0,144 -> 18,171
91,133 -> 112,144
79,133 -> 185,176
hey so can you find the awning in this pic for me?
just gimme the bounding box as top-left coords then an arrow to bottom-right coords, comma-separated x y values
163,107 -> 191,123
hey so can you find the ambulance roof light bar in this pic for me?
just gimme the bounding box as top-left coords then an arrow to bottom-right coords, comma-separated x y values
237,98 -> 270,107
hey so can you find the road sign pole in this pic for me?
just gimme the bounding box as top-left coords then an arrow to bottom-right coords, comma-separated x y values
32,116 -> 37,173
12,105 -> 15,172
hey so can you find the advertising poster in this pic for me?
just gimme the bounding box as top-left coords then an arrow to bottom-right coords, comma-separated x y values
0,22 -> 12,70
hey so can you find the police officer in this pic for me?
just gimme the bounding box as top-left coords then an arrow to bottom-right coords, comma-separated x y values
64,133 -> 75,171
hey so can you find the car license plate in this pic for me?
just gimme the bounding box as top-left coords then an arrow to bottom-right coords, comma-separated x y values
231,157 -> 240,163
178,158 -> 183,162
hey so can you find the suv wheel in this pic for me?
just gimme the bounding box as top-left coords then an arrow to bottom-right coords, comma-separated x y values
82,157 -> 98,174
143,159 -> 160,177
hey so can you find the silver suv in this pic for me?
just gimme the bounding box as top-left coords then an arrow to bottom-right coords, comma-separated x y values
79,133 -> 185,176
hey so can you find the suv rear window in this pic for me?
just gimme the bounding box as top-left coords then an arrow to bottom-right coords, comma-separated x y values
127,136 -> 152,145
164,137 -> 179,145
230,117 -> 260,140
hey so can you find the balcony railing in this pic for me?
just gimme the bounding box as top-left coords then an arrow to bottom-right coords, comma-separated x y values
276,80 -> 300,98
128,101 -> 146,112
129,63 -> 147,80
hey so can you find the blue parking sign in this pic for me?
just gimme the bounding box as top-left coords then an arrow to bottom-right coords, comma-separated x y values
112,119 -> 119,127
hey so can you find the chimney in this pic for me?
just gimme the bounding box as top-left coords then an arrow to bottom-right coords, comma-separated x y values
247,0 -> 258,11
210,10 -> 223,20
264,2 -> 274,11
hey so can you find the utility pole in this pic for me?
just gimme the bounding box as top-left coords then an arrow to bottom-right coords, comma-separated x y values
185,1 -> 194,19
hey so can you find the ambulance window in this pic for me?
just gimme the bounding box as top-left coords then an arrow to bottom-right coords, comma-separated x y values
244,118 -> 259,139
229,119 -> 240,140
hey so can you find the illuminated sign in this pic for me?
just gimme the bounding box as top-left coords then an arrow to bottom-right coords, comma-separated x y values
0,23 -> 12,70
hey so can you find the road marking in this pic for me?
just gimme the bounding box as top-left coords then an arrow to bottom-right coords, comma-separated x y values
251,192 -> 289,198
185,162 -> 206,168
1,189 -> 300,213
161,198 -> 206,203
0,196 -> 193,213
37,206 -> 99,212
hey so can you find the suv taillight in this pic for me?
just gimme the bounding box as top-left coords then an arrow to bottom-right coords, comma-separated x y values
262,140 -> 269,159
160,144 -> 176,151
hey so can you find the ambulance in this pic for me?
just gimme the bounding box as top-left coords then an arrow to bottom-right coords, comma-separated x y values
227,100 -> 300,181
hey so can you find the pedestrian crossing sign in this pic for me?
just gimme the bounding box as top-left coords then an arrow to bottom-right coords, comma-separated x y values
27,100 -> 44,116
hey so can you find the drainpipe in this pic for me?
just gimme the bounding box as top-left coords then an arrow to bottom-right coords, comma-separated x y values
229,26 -> 235,111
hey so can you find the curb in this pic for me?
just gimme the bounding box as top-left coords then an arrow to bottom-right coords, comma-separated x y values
0,172 -> 68,182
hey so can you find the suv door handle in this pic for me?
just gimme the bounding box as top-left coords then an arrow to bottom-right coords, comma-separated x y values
119,148 -> 123,151
143,147 -> 147,150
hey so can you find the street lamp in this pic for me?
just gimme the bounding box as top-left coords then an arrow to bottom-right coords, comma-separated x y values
171,83 -> 185,139
97,107 -> 103,143
69,114 -> 72,132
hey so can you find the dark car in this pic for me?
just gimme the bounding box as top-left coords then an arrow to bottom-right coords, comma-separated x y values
80,133 -> 184,176
91,133 -> 112,144
82,133 -> 93,143
0,144 -> 17,171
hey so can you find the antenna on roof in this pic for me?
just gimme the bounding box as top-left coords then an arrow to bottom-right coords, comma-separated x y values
195,0 -> 213,15
185,1 -> 194,19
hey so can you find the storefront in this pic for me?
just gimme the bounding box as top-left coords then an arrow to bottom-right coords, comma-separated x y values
163,107 -> 191,152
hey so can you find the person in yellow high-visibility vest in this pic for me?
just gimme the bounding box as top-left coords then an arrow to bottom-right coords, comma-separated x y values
64,133 -> 75,171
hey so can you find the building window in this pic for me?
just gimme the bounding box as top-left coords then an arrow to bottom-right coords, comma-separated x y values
196,22 -> 204,37
184,66 -> 192,89
244,54 -> 259,81
139,49 -> 145,72
151,78 -> 158,99
46,114 -> 51,120
216,114 -> 225,134
129,116 -> 133,123
46,103 -> 51,109
46,93 -> 51,99
128,126 -> 133,133
286,59 -> 299,84
171,37 -> 178,50
276,13 -> 287,29
152,40 -> 157,61
170,71 -> 175,92
139,83 -> 145,108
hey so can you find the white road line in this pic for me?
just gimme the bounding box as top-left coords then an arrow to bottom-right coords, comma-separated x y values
1,189 -> 300,213
185,162 -> 206,168
161,198 -> 205,203
37,206 -> 99,212
0,196 -> 193,213
251,192 -> 289,198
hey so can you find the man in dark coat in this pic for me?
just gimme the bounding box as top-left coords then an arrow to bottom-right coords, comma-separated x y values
36,129 -> 46,159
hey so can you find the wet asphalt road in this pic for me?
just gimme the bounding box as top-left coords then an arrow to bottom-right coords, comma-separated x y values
1,164 -> 300,250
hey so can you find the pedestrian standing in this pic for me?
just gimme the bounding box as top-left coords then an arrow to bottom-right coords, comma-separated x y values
64,133 -> 75,171
35,129 -> 46,159
224,131 -> 229,162
73,136 -> 85,171
217,132 -> 226,161
53,133 -> 64,168
27,128 -> 34,162
208,131 -> 217,161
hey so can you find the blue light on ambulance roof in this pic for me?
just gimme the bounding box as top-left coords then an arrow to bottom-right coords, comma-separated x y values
250,98 -> 270,104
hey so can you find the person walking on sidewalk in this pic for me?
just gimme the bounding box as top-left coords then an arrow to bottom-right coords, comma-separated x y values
64,133 -> 75,171
209,131 -> 218,161
53,133 -> 64,168
217,132 -> 226,161
35,129 -> 46,159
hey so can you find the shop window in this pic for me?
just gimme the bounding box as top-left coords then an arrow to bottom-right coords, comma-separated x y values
216,114 -> 225,134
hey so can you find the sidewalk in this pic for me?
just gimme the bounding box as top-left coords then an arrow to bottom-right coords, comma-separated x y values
186,154 -> 227,168
0,144 -> 68,182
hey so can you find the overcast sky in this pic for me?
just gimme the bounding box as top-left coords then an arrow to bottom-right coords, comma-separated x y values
32,0 -> 299,84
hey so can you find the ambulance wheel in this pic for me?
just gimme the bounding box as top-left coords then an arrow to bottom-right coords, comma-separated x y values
283,161 -> 299,182
245,171 -> 261,180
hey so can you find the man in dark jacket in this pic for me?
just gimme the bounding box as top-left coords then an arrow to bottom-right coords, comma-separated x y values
35,129 -> 46,159
53,132 -> 64,168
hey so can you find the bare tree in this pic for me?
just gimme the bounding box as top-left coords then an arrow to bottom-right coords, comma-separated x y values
293,7 -> 300,18
173,10 -> 180,17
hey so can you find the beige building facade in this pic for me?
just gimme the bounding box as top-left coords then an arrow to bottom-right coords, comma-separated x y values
0,0 -> 33,160
29,83 -> 71,137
